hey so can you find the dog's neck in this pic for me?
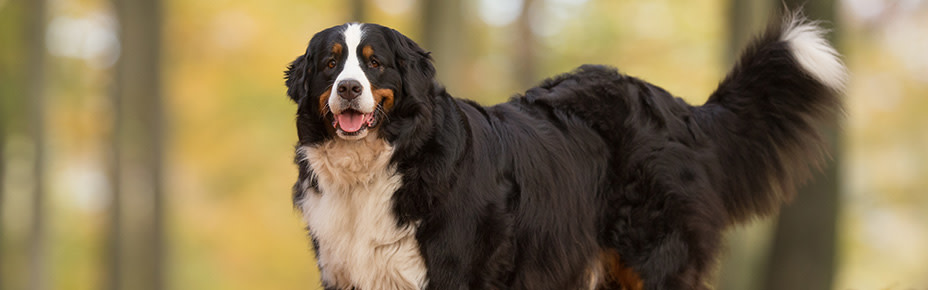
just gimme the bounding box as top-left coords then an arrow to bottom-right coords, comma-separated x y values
303,133 -> 394,189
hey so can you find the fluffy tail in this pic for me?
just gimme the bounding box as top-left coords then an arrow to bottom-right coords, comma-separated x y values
698,12 -> 847,222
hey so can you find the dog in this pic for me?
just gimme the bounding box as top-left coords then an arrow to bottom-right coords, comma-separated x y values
284,11 -> 845,290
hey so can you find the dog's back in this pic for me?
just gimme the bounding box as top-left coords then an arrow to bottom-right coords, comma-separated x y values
488,12 -> 845,289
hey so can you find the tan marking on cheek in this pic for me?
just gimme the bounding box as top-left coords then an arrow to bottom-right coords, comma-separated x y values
362,45 -> 374,59
372,88 -> 395,112
318,88 -> 332,116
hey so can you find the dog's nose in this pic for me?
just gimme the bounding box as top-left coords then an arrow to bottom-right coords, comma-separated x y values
337,79 -> 363,101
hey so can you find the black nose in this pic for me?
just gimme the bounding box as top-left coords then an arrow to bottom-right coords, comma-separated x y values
336,79 -> 363,101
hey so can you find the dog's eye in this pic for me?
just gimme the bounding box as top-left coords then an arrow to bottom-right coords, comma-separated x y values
369,58 -> 380,68
327,60 -> 337,69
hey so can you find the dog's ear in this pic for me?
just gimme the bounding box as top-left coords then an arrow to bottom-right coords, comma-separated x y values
285,53 -> 309,103
380,28 -> 439,155
388,28 -> 436,99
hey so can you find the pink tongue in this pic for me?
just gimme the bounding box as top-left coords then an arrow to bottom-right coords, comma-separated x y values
337,112 -> 366,133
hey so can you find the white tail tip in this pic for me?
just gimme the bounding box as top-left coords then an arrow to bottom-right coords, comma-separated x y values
781,13 -> 848,92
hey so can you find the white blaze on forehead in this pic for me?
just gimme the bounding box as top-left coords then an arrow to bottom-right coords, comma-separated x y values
330,23 -> 376,113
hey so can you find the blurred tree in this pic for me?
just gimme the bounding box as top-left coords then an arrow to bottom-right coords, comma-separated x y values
105,30 -> 125,290
761,1 -> 841,290
0,7 -> 8,289
104,140 -> 123,290
0,3 -> 29,289
515,0 -> 538,88
719,2 -> 841,289
108,0 -> 165,289
351,0 -> 365,22
0,2 -> 18,288
0,59 -> 4,290
421,0 -> 465,92
717,1 -> 774,289
25,0 -> 49,289
727,0 -> 768,58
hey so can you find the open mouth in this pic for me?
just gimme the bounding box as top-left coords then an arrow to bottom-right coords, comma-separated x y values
332,109 -> 376,136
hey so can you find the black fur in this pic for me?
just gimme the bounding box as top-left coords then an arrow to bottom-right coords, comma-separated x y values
285,15 -> 843,290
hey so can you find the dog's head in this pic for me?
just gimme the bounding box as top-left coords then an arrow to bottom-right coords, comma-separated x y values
286,23 -> 436,143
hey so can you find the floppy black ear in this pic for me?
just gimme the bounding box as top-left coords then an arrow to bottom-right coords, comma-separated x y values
388,28 -> 436,98
284,54 -> 309,103
381,28 -> 441,156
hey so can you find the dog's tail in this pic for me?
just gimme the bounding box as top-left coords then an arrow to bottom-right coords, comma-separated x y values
697,11 -> 846,223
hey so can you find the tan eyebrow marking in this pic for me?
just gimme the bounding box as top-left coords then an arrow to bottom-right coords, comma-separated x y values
362,45 -> 374,59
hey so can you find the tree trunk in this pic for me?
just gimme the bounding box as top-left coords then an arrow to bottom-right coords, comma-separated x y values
514,0 -> 539,89
105,36 -> 125,290
717,1 -> 774,289
25,0 -> 49,289
350,0 -> 365,22
0,14 -> 8,290
0,2 -> 29,289
726,0 -> 768,59
0,11 -> 8,288
761,1 -> 840,290
109,0 -> 165,289
421,0 -> 465,92
0,66 -> 4,290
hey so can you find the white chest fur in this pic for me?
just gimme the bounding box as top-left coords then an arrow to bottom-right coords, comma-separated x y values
297,135 -> 427,290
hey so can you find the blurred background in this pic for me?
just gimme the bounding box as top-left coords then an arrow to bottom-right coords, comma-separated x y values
1,0 -> 926,289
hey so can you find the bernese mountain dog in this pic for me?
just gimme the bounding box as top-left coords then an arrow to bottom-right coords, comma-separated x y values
284,11 -> 846,290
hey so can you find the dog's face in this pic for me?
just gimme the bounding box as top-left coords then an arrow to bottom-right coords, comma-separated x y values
286,23 -> 435,143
